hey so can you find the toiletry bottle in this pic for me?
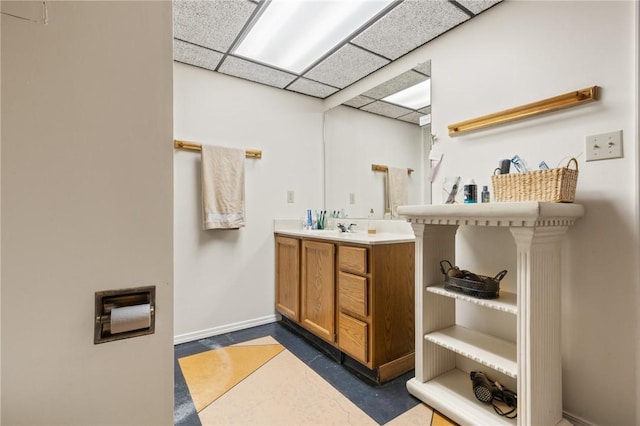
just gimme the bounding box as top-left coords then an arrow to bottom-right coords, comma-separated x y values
481,185 -> 490,203
464,179 -> 477,203
368,208 -> 376,235
327,211 -> 335,230
511,155 -> 528,173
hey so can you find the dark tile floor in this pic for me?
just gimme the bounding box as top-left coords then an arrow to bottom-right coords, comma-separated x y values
174,321 -> 420,426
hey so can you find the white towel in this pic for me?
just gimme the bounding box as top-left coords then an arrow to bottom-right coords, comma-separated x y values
386,167 -> 408,218
201,145 -> 245,230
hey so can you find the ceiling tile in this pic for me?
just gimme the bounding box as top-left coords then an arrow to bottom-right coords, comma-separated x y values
456,0 -> 502,15
397,111 -> 423,125
287,78 -> 339,99
173,0 -> 256,52
351,0 -> 469,60
173,40 -> 224,71
304,44 -> 389,89
419,105 -> 432,115
218,56 -> 297,89
360,101 -> 414,119
413,60 -> 431,77
343,95 -> 376,109
362,70 -> 427,100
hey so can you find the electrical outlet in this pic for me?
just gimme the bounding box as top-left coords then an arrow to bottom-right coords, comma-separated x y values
349,193 -> 355,204
287,190 -> 294,203
585,130 -> 623,161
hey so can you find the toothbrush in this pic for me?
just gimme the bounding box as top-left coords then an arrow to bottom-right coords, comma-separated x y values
446,177 -> 460,204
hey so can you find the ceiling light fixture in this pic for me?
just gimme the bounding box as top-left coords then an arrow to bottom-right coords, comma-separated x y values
382,79 -> 431,110
234,0 -> 394,74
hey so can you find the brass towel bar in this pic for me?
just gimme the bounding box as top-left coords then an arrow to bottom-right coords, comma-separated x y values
448,86 -> 599,136
174,139 -> 262,159
372,164 -> 414,174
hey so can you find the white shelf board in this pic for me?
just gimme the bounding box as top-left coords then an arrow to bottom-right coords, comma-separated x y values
398,202 -> 584,227
425,325 -> 517,378
407,369 -> 516,426
427,285 -> 517,315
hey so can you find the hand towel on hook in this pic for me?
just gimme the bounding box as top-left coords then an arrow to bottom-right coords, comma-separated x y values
201,144 -> 246,230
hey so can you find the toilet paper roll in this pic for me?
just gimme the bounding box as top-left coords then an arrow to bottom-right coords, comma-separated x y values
110,303 -> 151,334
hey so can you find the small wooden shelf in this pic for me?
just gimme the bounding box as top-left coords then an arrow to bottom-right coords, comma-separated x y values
425,325 -> 517,378
407,369 -> 516,426
427,285 -> 517,315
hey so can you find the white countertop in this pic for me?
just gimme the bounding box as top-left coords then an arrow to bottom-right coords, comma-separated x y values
274,218 -> 415,245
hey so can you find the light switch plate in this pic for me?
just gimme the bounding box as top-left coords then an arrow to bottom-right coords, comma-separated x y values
585,130 -> 623,161
287,190 -> 294,203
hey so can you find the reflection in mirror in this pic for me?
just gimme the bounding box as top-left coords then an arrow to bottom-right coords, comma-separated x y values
343,60 -> 431,126
324,60 -> 431,218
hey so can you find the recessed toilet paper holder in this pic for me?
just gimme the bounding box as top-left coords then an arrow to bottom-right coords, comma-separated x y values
94,285 -> 155,344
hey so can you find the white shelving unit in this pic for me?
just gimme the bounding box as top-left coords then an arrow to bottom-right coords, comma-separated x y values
397,202 -> 584,426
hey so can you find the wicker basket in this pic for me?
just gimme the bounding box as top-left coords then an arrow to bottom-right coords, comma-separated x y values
491,158 -> 578,203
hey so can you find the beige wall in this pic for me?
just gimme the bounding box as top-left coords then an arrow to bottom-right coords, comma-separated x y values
173,63 -> 325,342
1,2 -> 174,424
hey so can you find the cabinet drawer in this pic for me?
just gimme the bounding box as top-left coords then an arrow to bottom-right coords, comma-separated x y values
338,313 -> 368,363
338,272 -> 367,317
339,246 -> 367,275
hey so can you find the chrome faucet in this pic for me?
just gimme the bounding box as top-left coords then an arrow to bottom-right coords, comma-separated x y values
337,223 -> 357,233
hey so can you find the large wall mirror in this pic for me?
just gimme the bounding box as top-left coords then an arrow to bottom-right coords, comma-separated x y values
324,60 -> 432,218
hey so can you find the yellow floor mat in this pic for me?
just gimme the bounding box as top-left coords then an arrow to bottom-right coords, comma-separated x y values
178,343 -> 284,412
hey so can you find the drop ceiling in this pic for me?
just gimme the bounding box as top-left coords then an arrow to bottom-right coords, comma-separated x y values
173,0 -> 502,123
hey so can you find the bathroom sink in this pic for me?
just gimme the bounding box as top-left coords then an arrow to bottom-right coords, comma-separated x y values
303,229 -> 369,240
304,229 -> 340,235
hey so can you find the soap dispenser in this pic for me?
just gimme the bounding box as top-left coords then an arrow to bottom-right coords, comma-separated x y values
368,208 -> 376,235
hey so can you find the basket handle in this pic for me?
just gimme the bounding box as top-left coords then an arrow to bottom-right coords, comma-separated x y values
493,270 -> 508,282
439,260 -> 453,275
566,157 -> 578,171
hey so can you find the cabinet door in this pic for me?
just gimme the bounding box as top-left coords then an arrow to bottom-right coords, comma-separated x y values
300,240 -> 336,343
338,312 -> 368,363
275,236 -> 300,321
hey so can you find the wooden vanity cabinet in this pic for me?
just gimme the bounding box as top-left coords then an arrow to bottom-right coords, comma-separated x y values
274,233 -> 415,383
337,242 -> 415,382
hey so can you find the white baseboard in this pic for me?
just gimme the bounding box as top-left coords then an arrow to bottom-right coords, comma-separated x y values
173,314 -> 279,345
564,411 -> 597,426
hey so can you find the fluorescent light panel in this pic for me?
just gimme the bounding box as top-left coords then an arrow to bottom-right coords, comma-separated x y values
382,79 -> 431,110
235,0 -> 394,73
